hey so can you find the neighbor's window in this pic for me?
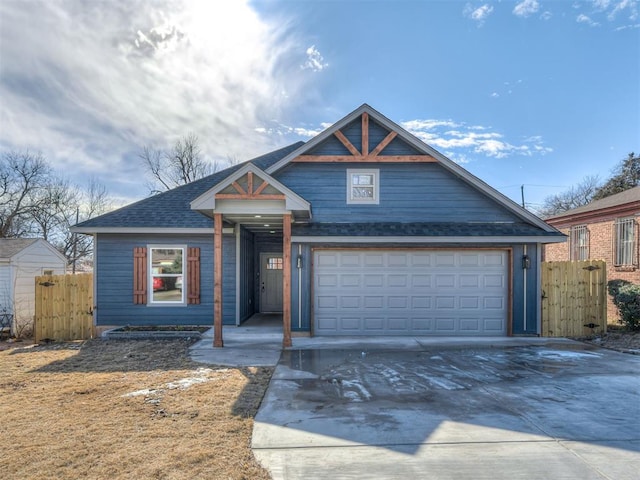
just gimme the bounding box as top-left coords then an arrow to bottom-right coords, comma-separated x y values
614,217 -> 637,267
149,247 -> 185,304
569,225 -> 589,261
347,169 -> 379,204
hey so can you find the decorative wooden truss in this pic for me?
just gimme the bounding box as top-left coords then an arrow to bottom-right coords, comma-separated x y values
292,113 -> 437,163
214,172 -> 285,200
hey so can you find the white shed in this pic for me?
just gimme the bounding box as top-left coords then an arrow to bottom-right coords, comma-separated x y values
0,239 -> 67,337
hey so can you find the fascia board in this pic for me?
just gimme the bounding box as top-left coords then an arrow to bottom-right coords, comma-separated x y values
291,235 -> 567,244
70,227 -> 234,234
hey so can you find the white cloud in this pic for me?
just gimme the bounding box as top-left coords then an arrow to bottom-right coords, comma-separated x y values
463,3 -> 494,25
513,0 -> 540,18
255,122 -> 322,138
402,119 -> 553,160
577,13 -> 600,25
608,0 -> 639,20
0,0 -> 313,199
302,45 -> 329,72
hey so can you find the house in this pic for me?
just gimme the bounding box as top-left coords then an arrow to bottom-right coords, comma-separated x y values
73,104 -> 565,346
544,186 -> 640,322
0,238 -> 67,336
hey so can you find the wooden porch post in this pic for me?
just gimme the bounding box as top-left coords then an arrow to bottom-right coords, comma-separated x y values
213,213 -> 224,347
282,213 -> 292,348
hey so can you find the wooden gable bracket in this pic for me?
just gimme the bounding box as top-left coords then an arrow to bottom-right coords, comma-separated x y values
293,112 -> 438,163
215,172 -> 286,200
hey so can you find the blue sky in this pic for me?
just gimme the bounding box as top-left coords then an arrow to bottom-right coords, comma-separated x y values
1,0 -> 638,213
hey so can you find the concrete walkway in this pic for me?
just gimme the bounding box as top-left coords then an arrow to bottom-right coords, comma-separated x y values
189,323 -> 283,367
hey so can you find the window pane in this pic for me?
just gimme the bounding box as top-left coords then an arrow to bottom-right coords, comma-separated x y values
352,186 -> 374,198
267,257 -> 283,270
570,226 -> 588,261
353,174 -> 373,186
150,248 -> 184,303
615,218 -> 636,266
151,249 -> 183,274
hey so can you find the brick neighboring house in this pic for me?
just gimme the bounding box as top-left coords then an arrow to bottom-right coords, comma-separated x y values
544,186 -> 640,323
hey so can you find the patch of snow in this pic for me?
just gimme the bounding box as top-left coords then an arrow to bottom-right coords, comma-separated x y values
122,368 -> 219,397
122,388 -> 160,398
341,379 -> 372,401
535,350 -> 601,359
430,355 -> 443,360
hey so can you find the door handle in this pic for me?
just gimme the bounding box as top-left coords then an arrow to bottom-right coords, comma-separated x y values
261,282 -> 265,292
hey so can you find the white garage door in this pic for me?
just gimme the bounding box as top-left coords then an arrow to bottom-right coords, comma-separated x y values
313,250 -> 508,336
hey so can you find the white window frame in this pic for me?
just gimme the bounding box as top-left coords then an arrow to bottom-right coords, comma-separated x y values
148,245 -> 187,305
346,169 -> 379,205
614,217 -> 637,267
569,225 -> 589,261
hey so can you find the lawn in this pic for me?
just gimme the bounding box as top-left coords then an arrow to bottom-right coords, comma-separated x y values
0,339 -> 273,480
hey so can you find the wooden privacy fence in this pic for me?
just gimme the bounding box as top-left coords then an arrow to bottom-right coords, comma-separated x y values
34,274 -> 94,342
541,260 -> 607,337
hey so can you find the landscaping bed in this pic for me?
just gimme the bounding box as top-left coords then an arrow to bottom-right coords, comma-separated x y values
0,338 -> 272,479
103,325 -> 210,340
581,328 -> 640,354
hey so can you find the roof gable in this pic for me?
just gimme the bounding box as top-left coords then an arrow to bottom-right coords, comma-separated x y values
190,163 -> 311,216
266,103 -> 558,233
0,238 -> 66,263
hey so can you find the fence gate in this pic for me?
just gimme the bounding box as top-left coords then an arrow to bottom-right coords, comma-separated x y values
34,274 -> 94,342
541,260 -> 607,337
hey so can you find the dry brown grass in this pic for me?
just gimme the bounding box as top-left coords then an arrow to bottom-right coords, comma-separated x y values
0,339 -> 273,480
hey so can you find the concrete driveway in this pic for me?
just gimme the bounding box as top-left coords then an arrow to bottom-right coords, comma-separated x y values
252,338 -> 640,480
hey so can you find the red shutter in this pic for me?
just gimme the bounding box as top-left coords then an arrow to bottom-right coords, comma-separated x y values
187,247 -> 201,304
133,247 -> 147,304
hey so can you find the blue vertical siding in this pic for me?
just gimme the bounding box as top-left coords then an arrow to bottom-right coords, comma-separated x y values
239,227 -> 255,321
95,233 -> 235,326
511,244 -> 539,335
290,243 -> 311,332
275,162 -> 520,223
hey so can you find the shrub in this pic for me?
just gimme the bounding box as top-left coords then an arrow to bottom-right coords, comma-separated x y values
608,280 -> 640,331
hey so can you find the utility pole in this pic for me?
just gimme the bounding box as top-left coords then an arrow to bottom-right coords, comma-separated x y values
521,185 -> 525,208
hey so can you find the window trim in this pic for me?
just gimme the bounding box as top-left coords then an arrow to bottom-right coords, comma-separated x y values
346,168 -> 379,205
148,245 -> 187,306
613,217 -> 637,267
569,225 -> 589,261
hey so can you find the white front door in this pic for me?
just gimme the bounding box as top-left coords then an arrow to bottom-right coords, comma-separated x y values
260,253 -> 283,313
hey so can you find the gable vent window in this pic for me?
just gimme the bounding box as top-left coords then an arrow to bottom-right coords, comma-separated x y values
347,169 -> 379,205
569,225 -> 589,261
614,217 -> 637,267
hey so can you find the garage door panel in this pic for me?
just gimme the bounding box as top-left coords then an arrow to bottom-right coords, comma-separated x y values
314,250 -> 507,336
340,275 -> 360,287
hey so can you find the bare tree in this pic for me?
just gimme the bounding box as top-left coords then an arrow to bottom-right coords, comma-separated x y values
539,175 -> 601,218
140,134 -> 218,194
0,151 -> 112,267
0,151 -> 51,238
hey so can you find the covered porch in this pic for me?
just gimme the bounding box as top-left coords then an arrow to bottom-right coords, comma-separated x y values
190,163 -> 311,348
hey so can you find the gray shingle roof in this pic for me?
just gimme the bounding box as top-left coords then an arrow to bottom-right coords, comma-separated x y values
545,186 -> 640,220
0,238 -> 38,259
291,223 -> 563,237
75,142 -> 305,229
